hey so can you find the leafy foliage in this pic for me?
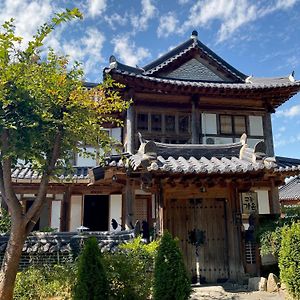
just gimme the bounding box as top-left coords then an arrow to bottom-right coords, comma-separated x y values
153,231 -> 191,300
279,222 -> 300,300
0,208 -> 11,233
73,237 -> 109,300
104,237 -> 159,300
257,208 -> 300,257
14,264 -> 76,300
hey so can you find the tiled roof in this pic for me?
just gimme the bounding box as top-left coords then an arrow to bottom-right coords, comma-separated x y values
142,36 -> 247,81
279,176 -> 300,201
107,68 -> 300,91
105,31 -> 300,96
11,166 -> 91,182
98,135 -> 300,179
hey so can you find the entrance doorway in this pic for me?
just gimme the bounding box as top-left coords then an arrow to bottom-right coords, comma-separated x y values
83,195 -> 109,231
166,197 -> 229,283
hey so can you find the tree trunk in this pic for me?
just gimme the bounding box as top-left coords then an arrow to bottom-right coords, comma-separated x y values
0,221 -> 26,300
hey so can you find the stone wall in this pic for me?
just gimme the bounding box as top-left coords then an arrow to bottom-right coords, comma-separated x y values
0,230 -> 135,269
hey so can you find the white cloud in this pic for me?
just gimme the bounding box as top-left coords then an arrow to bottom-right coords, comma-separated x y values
104,13 -> 128,30
46,27 -> 105,79
0,0 -> 53,47
111,36 -> 150,67
180,0 -> 299,42
277,105 -> 300,118
157,12 -> 179,38
131,0 -> 157,32
86,0 -> 107,18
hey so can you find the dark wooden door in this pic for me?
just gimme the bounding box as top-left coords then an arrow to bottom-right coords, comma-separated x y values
166,197 -> 229,283
83,195 -> 109,231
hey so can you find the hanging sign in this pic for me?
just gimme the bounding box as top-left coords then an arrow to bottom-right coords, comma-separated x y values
241,192 -> 258,214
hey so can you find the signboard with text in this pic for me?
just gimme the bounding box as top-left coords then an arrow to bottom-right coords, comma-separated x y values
241,192 -> 258,214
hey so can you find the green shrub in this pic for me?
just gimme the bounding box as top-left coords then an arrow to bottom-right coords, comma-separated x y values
73,237 -> 109,300
259,226 -> 283,257
153,231 -> 191,300
279,222 -> 300,300
0,208 -> 11,233
104,237 -> 159,300
14,264 -> 76,300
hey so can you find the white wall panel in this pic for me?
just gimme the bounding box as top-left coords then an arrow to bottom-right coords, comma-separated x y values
256,190 -> 270,214
76,146 -> 97,167
51,200 -> 61,231
109,195 -> 122,231
249,116 -> 264,136
70,195 -> 82,231
201,113 -> 217,135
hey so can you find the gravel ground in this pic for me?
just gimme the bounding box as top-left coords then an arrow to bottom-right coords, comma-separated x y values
191,285 -> 286,300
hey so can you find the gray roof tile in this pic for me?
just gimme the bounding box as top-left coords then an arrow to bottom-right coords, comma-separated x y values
279,176 -> 300,201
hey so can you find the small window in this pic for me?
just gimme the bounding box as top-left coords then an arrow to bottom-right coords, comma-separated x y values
137,113 -> 148,131
178,115 -> 189,133
165,115 -> 175,132
220,115 -> 232,134
234,116 -> 246,135
151,114 -> 162,132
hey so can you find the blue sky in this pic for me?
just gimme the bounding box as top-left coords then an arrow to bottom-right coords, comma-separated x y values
1,0 -> 300,158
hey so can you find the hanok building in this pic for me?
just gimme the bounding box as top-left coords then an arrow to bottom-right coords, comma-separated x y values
8,31 -> 300,283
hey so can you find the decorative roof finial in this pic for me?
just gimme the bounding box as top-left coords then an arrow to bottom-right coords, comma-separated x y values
191,30 -> 198,39
109,55 -> 117,69
289,70 -> 295,82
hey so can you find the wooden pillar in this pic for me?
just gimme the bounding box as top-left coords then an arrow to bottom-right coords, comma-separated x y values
124,179 -> 135,230
60,186 -> 72,231
126,89 -> 135,154
270,178 -> 280,214
191,95 -> 200,144
226,180 -> 245,282
263,112 -> 274,156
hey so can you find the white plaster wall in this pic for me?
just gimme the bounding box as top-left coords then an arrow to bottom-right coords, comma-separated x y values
51,200 -> 61,231
70,195 -> 82,231
109,195 -> 122,231
256,190 -> 270,214
201,113 -> 217,135
76,146 -> 97,167
249,116 -> 264,136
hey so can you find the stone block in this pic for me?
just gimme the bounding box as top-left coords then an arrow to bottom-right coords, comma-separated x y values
267,273 -> 279,292
248,277 -> 267,291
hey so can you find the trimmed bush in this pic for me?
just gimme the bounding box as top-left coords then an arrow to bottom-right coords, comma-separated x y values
104,237 -> 158,300
153,231 -> 191,300
73,237 -> 109,300
279,222 -> 300,300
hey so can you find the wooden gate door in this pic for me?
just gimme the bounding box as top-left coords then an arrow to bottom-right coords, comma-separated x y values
166,197 -> 229,283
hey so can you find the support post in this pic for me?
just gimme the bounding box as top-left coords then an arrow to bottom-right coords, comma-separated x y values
191,95 -> 200,144
124,179 -> 135,230
125,89 -> 135,153
60,186 -> 72,231
263,112 -> 274,156
270,178 -> 280,214
226,180 -> 245,281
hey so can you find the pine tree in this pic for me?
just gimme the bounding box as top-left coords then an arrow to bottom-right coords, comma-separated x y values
73,237 -> 109,300
153,231 -> 191,300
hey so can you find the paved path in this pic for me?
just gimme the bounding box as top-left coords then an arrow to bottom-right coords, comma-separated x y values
191,286 -> 285,300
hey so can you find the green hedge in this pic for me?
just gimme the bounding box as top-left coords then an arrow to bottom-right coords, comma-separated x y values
279,222 -> 300,300
73,237 -> 109,300
153,231 -> 191,300
14,264 -> 76,300
104,236 -> 158,300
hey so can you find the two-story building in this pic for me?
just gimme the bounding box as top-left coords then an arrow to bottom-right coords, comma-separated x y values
9,31 -> 300,282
